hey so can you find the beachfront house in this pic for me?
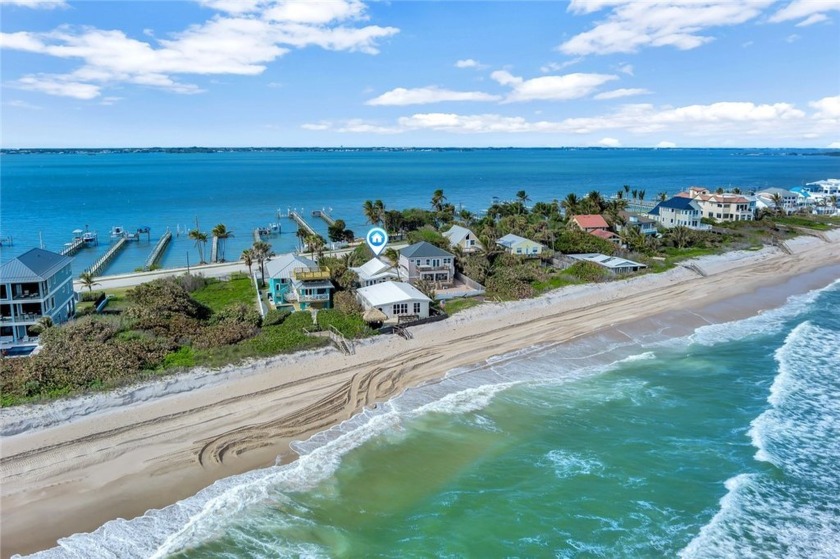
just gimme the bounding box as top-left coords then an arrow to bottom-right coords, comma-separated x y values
265,253 -> 334,311
616,211 -> 658,236
755,188 -> 801,215
443,225 -> 484,254
0,248 -> 76,345
571,215 -> 620,244
496,233 -> 545,258
567,253 -> 647,274
350,257 -> 400,287
399,241 -> 455,287
677,187 -> 755,222
648,197 -> 707,230
356,281 -> 432,322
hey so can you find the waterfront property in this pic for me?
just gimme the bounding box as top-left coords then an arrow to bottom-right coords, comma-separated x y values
677,187 -> 755,222
443,225 -> 484,254
0,248 -> 76,344
265,253 -> 334,311
351,257 -> 400,287
356,280 -> 432,322
496,233 -> 546,258
399,242 -> 455,287
617,211 -> 659,236
648,197 -> 707,230
567,253 -> 648,274
571,214 -> 610,233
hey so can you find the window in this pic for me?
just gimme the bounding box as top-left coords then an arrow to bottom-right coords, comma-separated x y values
443,258 -> 451,264
414,302 -> 421,314
394,303 -> 408,315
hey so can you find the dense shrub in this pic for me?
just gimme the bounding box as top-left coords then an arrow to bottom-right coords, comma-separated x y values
565,261 -> 609,282
262,308 -> 291,326
333,291 -> 363,314
126,278 -> 210,322
554,229 -> 616,256
212,303 -> 262,327
177,273 -> 210,293
192,321 -> 258,349
316,309 -> 374,338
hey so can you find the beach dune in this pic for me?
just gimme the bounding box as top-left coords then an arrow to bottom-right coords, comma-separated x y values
2,234 -> 840,558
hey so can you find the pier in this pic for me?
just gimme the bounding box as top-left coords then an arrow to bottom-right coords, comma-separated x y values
253,228 -> 262,243
312,209 -> 336,226
210,235 -> 219,263
86,237 -> 128,277
60,237 -> 86,257
288,210 -> 318,237
144,231 -> 172,270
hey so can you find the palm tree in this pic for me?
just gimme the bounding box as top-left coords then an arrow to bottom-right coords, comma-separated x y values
29,316 -> 53,336
78,270 -> 100,293
251,241 -> 274,286
561,193 -> 580,217
657,192 -> 668,202
211,223 -> 233,262
515,190 -> 530,214
306,234 -> 326,260
770,193 -> 785,215
363,199 -> 385,226
188,228 -> 208,264
668,225 -> 692,249
431,189 -> 447,212
241,249 -> 254,276
383,247 -> 402,280
638,189 -> 646,203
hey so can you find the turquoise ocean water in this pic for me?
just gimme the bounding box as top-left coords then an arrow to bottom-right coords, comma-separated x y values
1,148 -> 838,274
24,274 -> 840,558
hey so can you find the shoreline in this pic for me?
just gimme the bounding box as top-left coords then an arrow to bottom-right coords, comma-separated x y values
2,233 -> 840,557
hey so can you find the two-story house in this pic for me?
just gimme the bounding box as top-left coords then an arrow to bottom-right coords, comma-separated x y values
496,233 -> 545,258
571,214 -> 620,244
265,253 -> 334,311
677,187 -> 755,222
350,257 -> 400,287
648,197 -> 706,229
1,248 -> 76,344
399,241 -> 455,287
443,225 -> 484,254
616,210 -> 658,236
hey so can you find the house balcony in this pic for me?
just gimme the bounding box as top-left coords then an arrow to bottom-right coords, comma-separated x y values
10,291 -> 44,302
298,292 -> 331,302
415,264 -> 451,271
291,267 -> 331,281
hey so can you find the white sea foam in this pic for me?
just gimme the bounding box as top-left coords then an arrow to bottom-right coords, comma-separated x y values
543,449 -> 605,479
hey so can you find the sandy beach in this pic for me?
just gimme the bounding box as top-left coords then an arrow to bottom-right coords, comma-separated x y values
3,232 -> 840,558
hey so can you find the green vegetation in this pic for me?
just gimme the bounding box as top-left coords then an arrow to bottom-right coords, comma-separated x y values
442,298 -> 484,314
190,274 -> 254,312
315,309 -> 375,338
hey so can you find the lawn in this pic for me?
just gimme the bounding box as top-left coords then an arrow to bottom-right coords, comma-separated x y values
190,275 -> 256,313
442,297 -> 484,314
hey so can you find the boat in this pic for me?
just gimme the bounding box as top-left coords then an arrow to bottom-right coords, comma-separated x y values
82,231 -> 98,244
110,226 -> 125,238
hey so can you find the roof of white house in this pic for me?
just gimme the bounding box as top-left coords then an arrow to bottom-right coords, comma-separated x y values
351,257 -> 399,282
400,241 -> 454,259
265,253 -> 318,280
357,281 -> 432,307
0,248 -> 73,283
496,233 -> 541,248
756,187 -> 798,198
443,225 -> 480,245
569,253 -> 647,270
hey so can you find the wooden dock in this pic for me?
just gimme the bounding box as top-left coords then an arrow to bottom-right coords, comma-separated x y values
60,237 -> 86,257
288,210 -> 318,237
253,228 -> 262,243
86,237 -> 128,277
210,235 -> 219,263
312,209 -> 336,226
144,231 -> 172,270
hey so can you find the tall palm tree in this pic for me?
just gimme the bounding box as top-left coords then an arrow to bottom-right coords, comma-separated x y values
668,225 -> 692,249
561,193 -> 580,217
211,223 -> 233,262
251,241 -> 274,286
363,199 -> 385,226
657,191 -> 668,202
770,193 -> 785,215
188,228 -> 208,264
241,249 -> 254,276
306,234 -> 326,260
383,247 -> 402,280
78,270 -> 100,293
431,189 -> 447,212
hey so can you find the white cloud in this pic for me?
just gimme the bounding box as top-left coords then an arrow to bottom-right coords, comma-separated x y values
0,0 -> 399,98
560,1 -> 775,55
768,0 -> 840,24
617,64 -> 634,76
594,88 -> 650,100
337,119 -> 401,134
491,70 -> 617,102
598,137 -> 621,147
810,95 -> 840,118
0,0 -> 67,8
4,99 -> 42,109
301,121 -> 332,131
827,141 -> 840,148
785,33 -> 801,42
540,59 -> 582,73
656,141 -> 677,148
455,58 -> 487,69
366,86 -> 501,106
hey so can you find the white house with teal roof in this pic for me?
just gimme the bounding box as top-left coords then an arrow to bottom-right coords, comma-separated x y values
1,248 -> 76,344
265,253 -> 334,311
443,225 -> 483,253
351,257 -> 400,287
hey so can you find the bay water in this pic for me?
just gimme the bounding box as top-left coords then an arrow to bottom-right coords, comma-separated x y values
24,275 -> 840,558
2,148 -> 838,274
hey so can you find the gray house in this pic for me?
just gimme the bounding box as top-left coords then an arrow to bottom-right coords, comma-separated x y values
399,241 -> 455,287
1,248 -> 76,344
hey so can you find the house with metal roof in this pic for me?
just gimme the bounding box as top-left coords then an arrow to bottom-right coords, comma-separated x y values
648,197 -> 708,230
265,253 -> 334,310
399,241 -> 455,287
1,248 -> 76,345
496,233 -> 545,258
356,281 -> 433,322
443,225 -> 484,254
350,257 -> 400,287
617,211 -> 658,236
568,253 -> 647,274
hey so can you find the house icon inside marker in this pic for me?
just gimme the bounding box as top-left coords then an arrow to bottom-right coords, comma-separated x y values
370,232 -> 384,245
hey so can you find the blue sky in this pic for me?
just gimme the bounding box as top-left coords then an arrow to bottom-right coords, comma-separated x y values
1,0 -> 838,148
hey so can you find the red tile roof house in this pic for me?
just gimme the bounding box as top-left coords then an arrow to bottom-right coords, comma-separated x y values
571,214 -> 620,244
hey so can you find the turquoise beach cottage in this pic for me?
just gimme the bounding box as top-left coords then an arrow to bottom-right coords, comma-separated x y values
265,253 -> 334,311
